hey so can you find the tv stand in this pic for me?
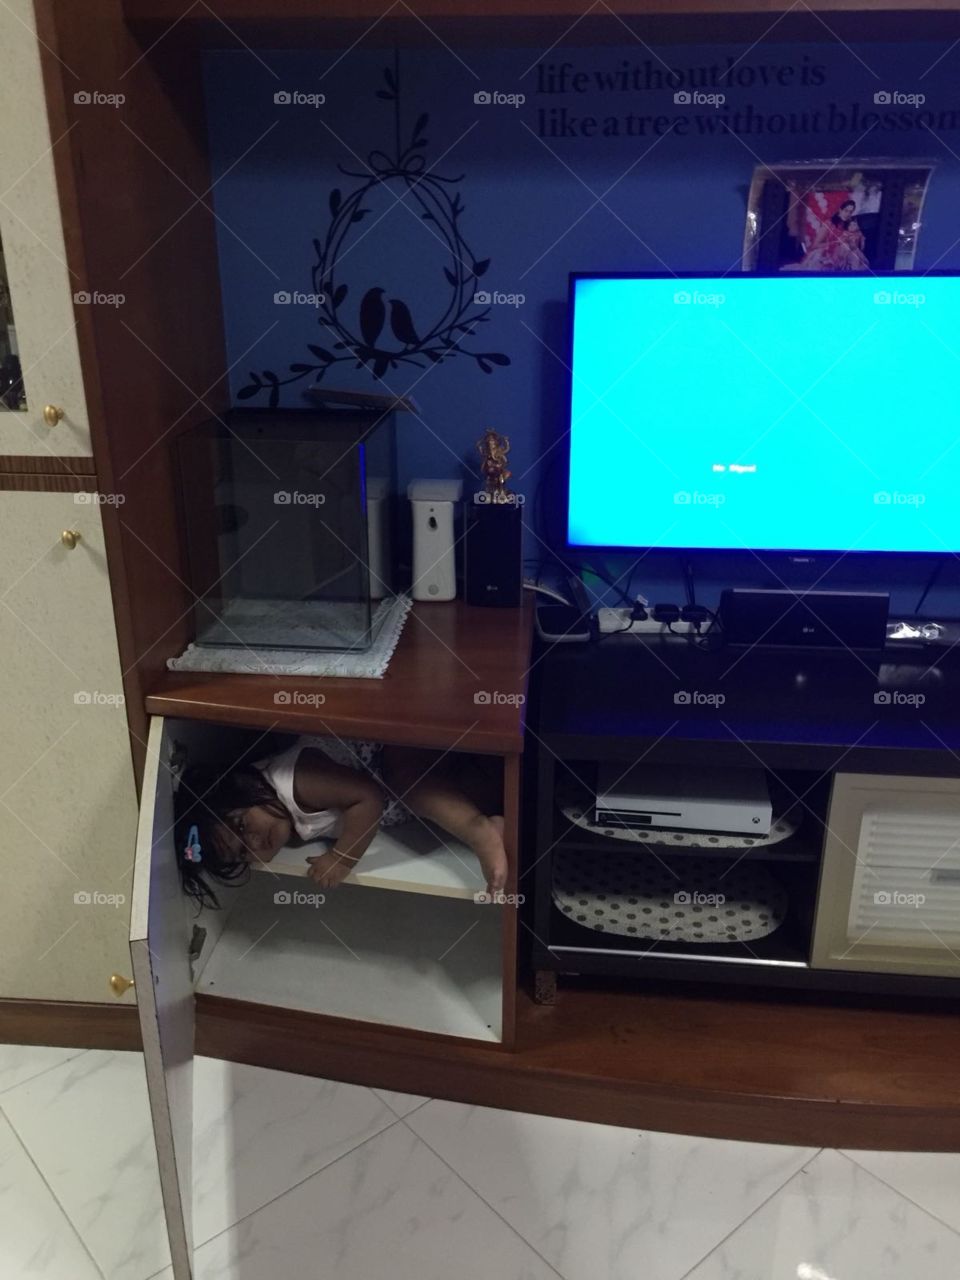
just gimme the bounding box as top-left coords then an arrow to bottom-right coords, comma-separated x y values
529,633 -> 960,1001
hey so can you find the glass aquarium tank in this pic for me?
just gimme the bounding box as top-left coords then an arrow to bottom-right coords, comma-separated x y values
177,407 -> 397,650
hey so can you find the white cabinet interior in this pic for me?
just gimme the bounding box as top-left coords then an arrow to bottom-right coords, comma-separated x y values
138,714 -> 506,1041
132,713 -> 510,1278
259,821 -> 488,898
195,880 -> 503,1041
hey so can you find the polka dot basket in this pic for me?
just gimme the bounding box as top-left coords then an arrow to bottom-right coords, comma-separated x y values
552,848 -> 788,944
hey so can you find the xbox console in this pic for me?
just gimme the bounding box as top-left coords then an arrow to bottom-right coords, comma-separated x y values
594,764 -> 772,836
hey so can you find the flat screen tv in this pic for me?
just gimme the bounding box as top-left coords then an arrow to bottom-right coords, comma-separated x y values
565,271 -> 957,556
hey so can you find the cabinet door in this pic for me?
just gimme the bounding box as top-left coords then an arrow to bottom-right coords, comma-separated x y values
130,717 -> 195,1280
0,489 -> 137,1001
812,772 -> 960,977
0,0 -> 91,454
130,713 -> 234,1280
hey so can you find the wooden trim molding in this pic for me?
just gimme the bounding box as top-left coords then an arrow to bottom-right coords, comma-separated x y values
0,472 -> 100,492
121,0 -> 960,31
0,455 -> 97,475
0,998 -> 142,1051
0,454 -> 98,491
119,2 -> 960,52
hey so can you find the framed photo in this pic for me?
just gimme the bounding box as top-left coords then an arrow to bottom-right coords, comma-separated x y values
742,161 -> 934,272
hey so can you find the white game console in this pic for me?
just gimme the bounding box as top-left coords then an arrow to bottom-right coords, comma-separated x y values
594,764 -> 772,836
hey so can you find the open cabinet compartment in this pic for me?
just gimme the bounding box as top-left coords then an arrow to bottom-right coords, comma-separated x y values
131,683 -> 522,1279
194,878 -> 503,1041
533,755 -> 830,983
141,714 -> 508,1044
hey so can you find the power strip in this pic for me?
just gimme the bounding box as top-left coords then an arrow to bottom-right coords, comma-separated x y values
597,607 -> 697,636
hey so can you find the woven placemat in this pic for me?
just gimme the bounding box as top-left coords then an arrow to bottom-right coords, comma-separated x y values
167,593 -> 411,678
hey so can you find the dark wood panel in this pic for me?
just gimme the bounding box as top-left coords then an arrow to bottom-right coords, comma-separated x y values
146,601 -> 535,755
197,982 -> 960,1149
0,455 -> 97,475
120,0 -> 960,51
536,637 -> 960,775
37,0 -> 230,788
500,753 -> 521,1047
0,998 -> 141,1050
125,0 -> 960,12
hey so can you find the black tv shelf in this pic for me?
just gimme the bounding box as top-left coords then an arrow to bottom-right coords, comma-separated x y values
525,632 -> 960,1002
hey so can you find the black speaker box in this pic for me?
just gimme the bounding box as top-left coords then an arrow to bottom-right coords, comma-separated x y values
464,501 -> 522,607
718,588 -> 889,651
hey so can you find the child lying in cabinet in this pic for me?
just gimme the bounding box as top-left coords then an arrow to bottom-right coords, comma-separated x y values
174,736 -> 507,907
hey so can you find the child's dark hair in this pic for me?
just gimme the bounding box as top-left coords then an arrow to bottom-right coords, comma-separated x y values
174,762 -> 288,909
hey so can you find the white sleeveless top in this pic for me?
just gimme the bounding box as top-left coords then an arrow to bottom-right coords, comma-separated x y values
255,735 -> 410,840
255,738 -> 340,841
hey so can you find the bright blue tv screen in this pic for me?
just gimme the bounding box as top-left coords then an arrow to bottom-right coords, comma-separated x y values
566,273 -> 957,555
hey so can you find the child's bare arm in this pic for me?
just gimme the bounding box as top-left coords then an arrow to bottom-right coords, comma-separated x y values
294,750 -> 384,888
381,745 -> 508,895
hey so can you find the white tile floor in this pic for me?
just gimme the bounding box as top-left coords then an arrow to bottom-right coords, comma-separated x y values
1,1043 -> 958,1280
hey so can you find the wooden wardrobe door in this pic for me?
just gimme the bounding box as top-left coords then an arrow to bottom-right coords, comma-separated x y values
0,0 -> 91,456
0,489 -> 137,1001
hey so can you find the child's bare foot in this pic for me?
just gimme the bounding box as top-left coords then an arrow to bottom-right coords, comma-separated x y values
466,813 -> 508,897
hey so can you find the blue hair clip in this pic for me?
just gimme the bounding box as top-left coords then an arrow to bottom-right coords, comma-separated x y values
184,824 -> 202,864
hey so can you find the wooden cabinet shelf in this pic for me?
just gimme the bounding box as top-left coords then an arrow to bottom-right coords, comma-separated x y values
255,822 -> 486,899
146,601 -> 534,755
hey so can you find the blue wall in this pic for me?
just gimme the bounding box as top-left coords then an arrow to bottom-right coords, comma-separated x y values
203,41 -> 960,613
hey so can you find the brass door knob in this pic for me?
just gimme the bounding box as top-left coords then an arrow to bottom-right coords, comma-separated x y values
61,529 -> 81,550
43,404 -> 64,427
109,973 -> 134,998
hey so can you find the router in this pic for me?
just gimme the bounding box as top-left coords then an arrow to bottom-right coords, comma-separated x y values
594,764 -> 772,837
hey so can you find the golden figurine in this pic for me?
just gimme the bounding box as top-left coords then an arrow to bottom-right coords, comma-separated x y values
477,428 -> 513,503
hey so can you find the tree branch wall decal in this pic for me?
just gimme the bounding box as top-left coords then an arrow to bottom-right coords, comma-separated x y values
238,54 -> 510,407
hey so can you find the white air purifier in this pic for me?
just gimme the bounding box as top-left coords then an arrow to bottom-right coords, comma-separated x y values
408,478 -> 462,602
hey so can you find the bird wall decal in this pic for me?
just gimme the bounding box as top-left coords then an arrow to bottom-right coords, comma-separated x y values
237,52 -> 510,407
360,288 -> 387,348
389,298 -> 420,347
